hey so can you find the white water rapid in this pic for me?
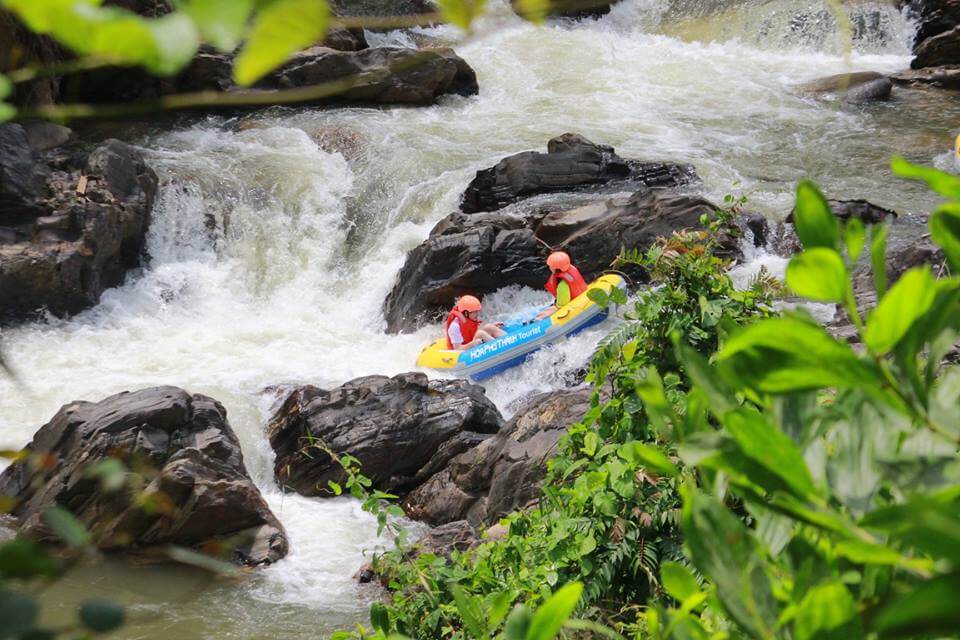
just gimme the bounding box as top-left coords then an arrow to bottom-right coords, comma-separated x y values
1,0 -> 959,636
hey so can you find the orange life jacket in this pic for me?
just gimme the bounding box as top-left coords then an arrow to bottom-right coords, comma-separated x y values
445,309 -> 479,349
545,265 -> 588,302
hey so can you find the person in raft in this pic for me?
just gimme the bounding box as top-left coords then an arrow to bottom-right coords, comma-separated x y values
446,295 -> 506,350
535,251 -> 588,320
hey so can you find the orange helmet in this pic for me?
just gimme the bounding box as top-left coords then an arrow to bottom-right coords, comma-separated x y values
456,295 -> 482,312
546,251 -> 571,272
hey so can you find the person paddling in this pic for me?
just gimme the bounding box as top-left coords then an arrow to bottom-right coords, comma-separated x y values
536,251 -> 588,320
445,295 -> 506,351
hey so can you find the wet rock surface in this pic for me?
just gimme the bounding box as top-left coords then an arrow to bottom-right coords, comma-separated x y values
0,387 -> 288,566
383,187 -> 725,333
65,46 -> 478,107
460,133 -> 698,213
402,388 -> 592,527
267,373 -> 504,497
890,65 -> 960,89
0,125 -> 157,323
913,24 -> 960,68
796,71 -> 893,103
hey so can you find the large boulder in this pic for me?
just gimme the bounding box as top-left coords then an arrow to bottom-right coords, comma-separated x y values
900,0 -> 960,50
383,188 -> 720,333
0,126 -> 157,323
402,389 -> 592,527
0,387 -> 288,566
460,133 -> 698,213
64,46 -> 478,107
912,24 -> 960,68
267,373 -> 504,497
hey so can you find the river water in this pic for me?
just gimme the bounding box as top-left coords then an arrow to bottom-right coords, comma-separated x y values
1,0 -> 959,637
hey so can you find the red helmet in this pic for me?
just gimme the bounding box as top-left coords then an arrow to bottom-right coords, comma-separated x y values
547,251 -> 571,272
456,295 -> 482,312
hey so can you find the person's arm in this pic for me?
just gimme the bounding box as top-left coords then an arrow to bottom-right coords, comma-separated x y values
556,281 -> 571,307
447,321 -> 464,349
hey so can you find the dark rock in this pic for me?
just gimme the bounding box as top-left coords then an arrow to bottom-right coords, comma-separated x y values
510,0 -> 619,19
323,27 -> 368,51
0,124 -> 51,215
411,519 -> 478,556
403,389 -> 592,527
796,71 -> 893,103
264,46 -> 478,105
67,45 -> 477,106
332,0 -> 435,17
267,373 -> 504,497
383,188 -> 718,333
0,132 -> 157,323
913,24 -> 960,68
890,65 -> 960,89
786,198 -> 897,227
21,122 -> 72,152
460,133 -> 697,213
0,387 -> 288,566
900,0 -> 960,50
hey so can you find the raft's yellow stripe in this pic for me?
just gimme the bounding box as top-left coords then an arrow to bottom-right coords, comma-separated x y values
416,274 -> 624,371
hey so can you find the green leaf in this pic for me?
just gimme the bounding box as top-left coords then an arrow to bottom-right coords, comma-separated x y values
833,540 -> 931,571
451,585 -> 487,639
680,490 -> 779,639
370,602 -> 390,633
327,480 -> 342,495
793,580 -> 862,640
582,431 -> 599,457
674,338 -> 737,416
435,0 -> 487,31
0,74 -> 10,100
182,0 -> 254,52
863,266 -> 937,355
724,409 -> 816,500
233,0 -> 330,86
930,202 -> 960,273
0,102 -> 14,123
661,562 -> 701,602
43,506 -> 90,548
618,441 -> 678,477
587,288 -> 609,308
873,572 -> 960,637
718,316 -> 880,393
845,217 -> 865,262
79,598 -> 125,632
504,604 -> 532,640
0,588 -> 38,637
786,248 -> 849,303
526,582 -> 583,640
142,12 -> 203,75
891,156 -> 960,201
486,591 -> 514,629
0,539 -> 57,579
793,181 -> 839,250
514,0 -> 549,23
870,224 -> 888,298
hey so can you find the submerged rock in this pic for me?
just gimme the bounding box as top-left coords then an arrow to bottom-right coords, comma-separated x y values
403,389 -> 592,527
0,126 -> 157,323
267,373 -> 504,497
0,387 -> 288,566
796,71 -> 893,103
460,133 -> 698,213
383,187 -> 721,333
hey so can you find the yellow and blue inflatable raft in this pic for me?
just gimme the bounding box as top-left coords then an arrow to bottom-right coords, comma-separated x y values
417,274 -> 626,382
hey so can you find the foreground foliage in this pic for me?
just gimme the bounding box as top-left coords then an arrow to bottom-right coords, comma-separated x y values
648,159 -> 960,639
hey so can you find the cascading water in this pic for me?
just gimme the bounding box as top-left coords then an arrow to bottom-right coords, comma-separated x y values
1,0 -> 958,635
